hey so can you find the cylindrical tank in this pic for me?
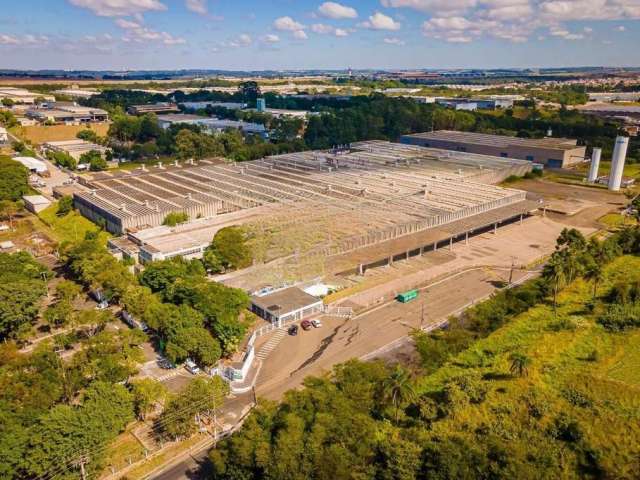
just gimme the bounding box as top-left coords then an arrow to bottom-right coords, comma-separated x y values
587,148 -> 601,182
608,136 -> 629,191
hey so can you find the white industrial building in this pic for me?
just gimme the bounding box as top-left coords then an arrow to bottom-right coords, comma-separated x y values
0,87 -> 55,104
0,126 -> 8,144
52,87 -> 100,99
157,114 -> 266,136
180,101 -> 246,110
12,156 -> 48,175
250,287 -> 324,326
22,195 -> 51,213
42,139 -> 108,161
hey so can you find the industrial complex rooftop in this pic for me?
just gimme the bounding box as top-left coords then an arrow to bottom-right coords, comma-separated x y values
80,141 -> 538,288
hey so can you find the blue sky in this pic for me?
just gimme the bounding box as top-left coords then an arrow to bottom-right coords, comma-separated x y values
0,0 -> 638,70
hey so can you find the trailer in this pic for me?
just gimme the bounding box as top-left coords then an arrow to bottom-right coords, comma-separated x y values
396,289 -> 418,303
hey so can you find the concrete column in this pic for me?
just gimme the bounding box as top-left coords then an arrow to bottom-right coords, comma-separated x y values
465,232 -> 469,245
389,256 -> 394,266
434,242 -> 438,252
449,237 -> 453,250
519,214 -> 523,225
494,223 -> 498,234
406,251 -> 409,260
358,263 -> 364,275
420,246 -> 424,255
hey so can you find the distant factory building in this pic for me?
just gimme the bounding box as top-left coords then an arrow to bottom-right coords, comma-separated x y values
26,102 -> 108,124
127,102 -> 179,115
0,87 -> 55,104
180,101 -> 246,110
52,87 -> 99,99
42,139 -> 108,161
401,130 -> 586,168
436,97 -> 514,111
254,97 -> 311,119
156,114 -> 267,136
588,92 -> 640,103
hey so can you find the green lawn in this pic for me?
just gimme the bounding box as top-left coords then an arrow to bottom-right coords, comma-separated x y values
37,203 -> 110,245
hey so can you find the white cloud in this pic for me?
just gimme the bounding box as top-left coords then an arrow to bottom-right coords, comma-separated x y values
359,12 -> 401,30
583,26 -> 593,32
311,23 -> 350,36
616,25 -> 626,31
262,34 -> 280,43
221,33 -> 252,48
115,17 -> 186,45
293,29 -> 308,39
185,0 -> 207,14
318,1 -> 358,19
311,23 -> 335,34
549,26 -> 584,40
68,0 -> 167,17
381,0 -> 477,15
383,36 -> 405,45
273,16 -> 305,31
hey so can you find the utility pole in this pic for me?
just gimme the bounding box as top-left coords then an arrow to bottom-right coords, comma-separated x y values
420,298 -> 425,329
509,257 -> 515,286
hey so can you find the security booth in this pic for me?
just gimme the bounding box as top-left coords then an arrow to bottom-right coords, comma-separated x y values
250,287 -> 324,327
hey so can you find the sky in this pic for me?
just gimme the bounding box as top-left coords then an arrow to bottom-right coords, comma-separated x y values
0,0 -> 638,70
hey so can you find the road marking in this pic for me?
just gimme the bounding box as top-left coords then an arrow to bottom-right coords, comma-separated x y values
256,328 -> 286,360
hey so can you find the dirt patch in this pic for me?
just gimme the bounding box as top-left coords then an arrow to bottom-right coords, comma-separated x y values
12,123 -> 109,145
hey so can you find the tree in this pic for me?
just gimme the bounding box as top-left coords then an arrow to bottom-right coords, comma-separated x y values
76,129 -> 99,143
131,378 -> 167,420
509,352 -> 531,377
160,376 -> 228,439
584,260 -> 603,301
203,226 -> 252,273
57,195 -> 73,216
162,211 -> 189,227
0,156 -> 29,201
382,365 -> 415,423
79,150 -> 108,171
49,150 -> 77,170
543,252 -> 567,313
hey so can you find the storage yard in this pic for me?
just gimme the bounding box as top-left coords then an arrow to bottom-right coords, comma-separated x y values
76,140 -> 538,288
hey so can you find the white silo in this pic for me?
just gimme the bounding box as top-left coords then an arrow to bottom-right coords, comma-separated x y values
587,148 -> 601,183
608,136 -> 630,191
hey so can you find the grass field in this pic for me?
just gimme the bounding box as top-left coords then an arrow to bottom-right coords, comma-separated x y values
10,123 -> 109,146
37,203 -> 109,245
416,255 -> 640,478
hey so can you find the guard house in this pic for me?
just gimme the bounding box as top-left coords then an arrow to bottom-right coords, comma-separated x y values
250,287 -> 323,326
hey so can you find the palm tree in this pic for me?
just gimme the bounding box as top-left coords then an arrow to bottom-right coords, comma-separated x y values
382,365 -> 415,423
509,352 -> 531,378
543,254 -> 566,314
584,262 -> 603,300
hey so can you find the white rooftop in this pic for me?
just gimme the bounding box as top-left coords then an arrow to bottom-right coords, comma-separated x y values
13,156 -> 48,173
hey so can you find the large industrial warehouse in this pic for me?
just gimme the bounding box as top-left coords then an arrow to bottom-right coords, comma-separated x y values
76,141 -> 539,288
401,130 -> 587,168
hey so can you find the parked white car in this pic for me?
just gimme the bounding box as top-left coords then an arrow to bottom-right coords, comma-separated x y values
185,359 -> 200,375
